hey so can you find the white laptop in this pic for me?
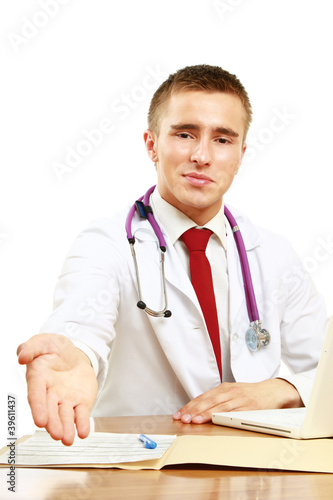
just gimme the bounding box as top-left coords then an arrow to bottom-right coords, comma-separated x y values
212,316 -> 333,439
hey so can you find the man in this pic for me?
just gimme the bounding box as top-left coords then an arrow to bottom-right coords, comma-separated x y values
17,65 -> 327,446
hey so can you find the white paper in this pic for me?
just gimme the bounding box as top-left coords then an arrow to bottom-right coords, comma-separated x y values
0,431 -> 176,465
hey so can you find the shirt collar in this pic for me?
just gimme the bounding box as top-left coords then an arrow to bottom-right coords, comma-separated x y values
150,188 -> 227,250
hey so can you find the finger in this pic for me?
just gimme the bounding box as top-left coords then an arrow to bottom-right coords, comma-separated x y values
191,404 -> 235,424
74,404 -> 90,439
58,401 -> 76,446
45,392 -> 64,441
173,395 -> 206,421
175,390 -> 227,423
191,395 -> 249,424
26,373 -> 48,427
174,384 -> 241,424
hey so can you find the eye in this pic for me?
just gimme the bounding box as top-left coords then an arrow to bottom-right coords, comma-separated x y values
217,138 -> 230,144
177,132 -> 191,139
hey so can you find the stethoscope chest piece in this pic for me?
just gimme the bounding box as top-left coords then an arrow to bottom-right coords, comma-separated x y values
245,321 -> 271,352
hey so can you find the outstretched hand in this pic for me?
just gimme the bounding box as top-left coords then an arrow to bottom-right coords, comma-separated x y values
17,333 -> 98,445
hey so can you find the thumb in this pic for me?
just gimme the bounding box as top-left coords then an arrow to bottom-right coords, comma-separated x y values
17,341 -> 40,365
17,333 -> 62,365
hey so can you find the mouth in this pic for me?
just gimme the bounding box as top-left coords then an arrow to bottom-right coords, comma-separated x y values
183,172 -> 213,187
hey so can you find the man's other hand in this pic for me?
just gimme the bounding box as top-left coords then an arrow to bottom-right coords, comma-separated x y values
173,379 -> 303,424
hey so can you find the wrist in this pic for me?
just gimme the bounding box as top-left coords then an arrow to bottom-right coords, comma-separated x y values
274,378 -> 304,408
76,348 -> 93,367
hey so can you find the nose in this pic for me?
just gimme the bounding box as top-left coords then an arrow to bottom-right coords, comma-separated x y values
190,137 -> 212,166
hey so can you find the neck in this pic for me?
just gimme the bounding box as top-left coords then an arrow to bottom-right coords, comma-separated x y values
155,185 -> 223,225
171,200 -> 222,226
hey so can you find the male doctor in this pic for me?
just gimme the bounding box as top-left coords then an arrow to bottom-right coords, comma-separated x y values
17,65 -> 327,446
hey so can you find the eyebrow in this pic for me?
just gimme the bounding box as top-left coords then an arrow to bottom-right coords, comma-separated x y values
170,123 -> 239,138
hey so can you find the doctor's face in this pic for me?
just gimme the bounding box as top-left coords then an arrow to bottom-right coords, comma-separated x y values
144,90 -> 247,225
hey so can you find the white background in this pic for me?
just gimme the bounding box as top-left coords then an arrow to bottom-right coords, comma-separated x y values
0,0 -> 332,448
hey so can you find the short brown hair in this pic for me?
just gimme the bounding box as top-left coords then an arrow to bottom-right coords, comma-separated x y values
148,64 -> 252,140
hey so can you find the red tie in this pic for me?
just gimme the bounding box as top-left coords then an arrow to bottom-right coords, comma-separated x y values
181,228 -> 222,380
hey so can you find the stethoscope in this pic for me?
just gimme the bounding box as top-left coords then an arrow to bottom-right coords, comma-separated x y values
125,185 -> 271,352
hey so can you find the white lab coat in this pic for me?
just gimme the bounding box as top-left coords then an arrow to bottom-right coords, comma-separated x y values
40,204 -> 327,417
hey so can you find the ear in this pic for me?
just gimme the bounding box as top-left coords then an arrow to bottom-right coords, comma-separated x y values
143,129 -> 158,162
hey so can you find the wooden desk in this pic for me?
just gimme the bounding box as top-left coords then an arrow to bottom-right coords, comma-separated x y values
1,415 -> 333,499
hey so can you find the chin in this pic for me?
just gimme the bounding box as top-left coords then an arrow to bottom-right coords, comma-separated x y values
183,189 -> 216,205
179,197 -> 216,213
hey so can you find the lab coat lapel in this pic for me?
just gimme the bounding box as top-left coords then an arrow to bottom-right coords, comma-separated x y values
132,216 -> 200,314
161,236 -> 200,308
227,220 -> 246,332
131,215 -> 218,397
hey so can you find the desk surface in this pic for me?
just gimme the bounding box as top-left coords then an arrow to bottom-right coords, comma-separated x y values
1,415 -> 333,500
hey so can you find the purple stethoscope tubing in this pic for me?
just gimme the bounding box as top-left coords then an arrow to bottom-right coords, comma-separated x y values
223,205 -> 259,323
126,186 -> 266,339
126,185 -> 167,250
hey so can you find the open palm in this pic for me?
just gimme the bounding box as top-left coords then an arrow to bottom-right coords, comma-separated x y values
17,333 -> 98,445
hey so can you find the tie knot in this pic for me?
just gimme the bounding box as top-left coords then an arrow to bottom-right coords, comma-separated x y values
181,227 -> 213,252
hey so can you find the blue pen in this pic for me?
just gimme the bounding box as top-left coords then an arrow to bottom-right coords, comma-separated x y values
139,434 -> 157,449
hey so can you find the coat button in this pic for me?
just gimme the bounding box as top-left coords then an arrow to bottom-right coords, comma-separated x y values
232,333 -> 239,342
